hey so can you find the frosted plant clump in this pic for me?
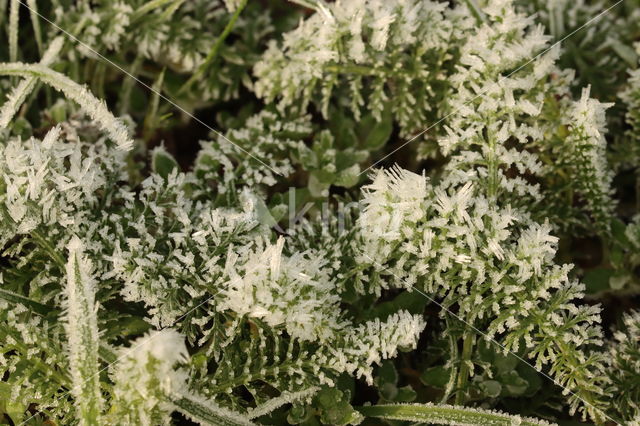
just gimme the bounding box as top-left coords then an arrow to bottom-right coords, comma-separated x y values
2,0 -> 640,425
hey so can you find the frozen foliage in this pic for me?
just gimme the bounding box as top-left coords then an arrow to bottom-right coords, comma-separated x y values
605,310 -> 640,421
517,0 -> 639,99
0,301 -> 73,421
254,0 -> 471,134
218,236 -> 345,342
108,330 -> 190,424
359,402 -> 555,425
356,167 -> 608,421
52,0 -> 278,103
2,0 -> 640,425
258,0 -> 615,232
195,111 -> 313,191
0,63 -> 134,149
63,237 -> 103,424
0,36 -> 64,128
436,0 -> 614,232
620,43 -> 640,168
0,125 -> 122,249
0,128 -> 424,423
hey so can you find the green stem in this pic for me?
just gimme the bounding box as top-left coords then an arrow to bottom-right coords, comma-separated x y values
30,229 -> 66,268
131,0 -> 176,22
325,63 -> 389,76
485,127 -> 499,199
461,0 -> 486,25
170,392 -> 255,426
287,0 -> 327,11
455,331 -> 475,405
0,288 -> 59,316
441,316 -> 459,403
356,403 -> 553,426
180,0 -> 248,92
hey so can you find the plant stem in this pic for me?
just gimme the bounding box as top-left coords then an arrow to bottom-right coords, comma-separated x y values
170,392 -> 255,426
486,127 -> 499,199
356,403 -> 552,426
31,229 -> 66,268
0,288 -> 59,316
131,0 -> 176,22
455,331 -> 475,405
179,0 -> 248,93
461,0 -> 486,25
441,316 -> 459,403
287,0 -> 327,11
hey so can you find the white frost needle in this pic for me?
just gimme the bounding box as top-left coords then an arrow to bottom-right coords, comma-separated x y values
0,37 -> 64,128
63,236 -> 103,425
0,62 -> 134,150
8,0 -> 19,62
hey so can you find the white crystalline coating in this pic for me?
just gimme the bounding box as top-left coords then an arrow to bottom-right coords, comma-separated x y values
604,310 -> 640,421
195,110 -> 312,192
0,125 -> 117,246
433,0 -> 615,233
123,329 -> 188,371
101,2 -> 133,49
360,402 -> 556,425
63,236 -> 103,424
253,0 -> 464,133
0,37 -> 64,128
8,0 -> 18,63
0,63 -> 134,150
355,165 -> 609,421
1,0 -> 635,424
109,330 -> 189,424
222,0 -> 244,12
247,387 -> 319,419
219,236 -> 346,342
330,311 -> 426,383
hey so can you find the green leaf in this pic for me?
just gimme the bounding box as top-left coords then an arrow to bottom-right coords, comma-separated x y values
0,382 -> 26,424
611,218 -> 630,246
171,393 -> 255,426
493,352 -> 518,374
479,379 -> 502,398
315,387 -> 364,426
498,371 -> 528,397
356,403 -> 554,426
366,290 -> 428,321
151,146 -> 179,180
50,101 -> 67,123
583,268 -> 614,294
376,361 -> 398,386
611,41 -> 639,67
308,173 -> 330,198
420,366 -> 451,388
102,316 -> 151,340
328,108 -> 358,149
287,404 -> 312,424
516,365 -> 543,397
11,116 -> 32,139
394,386 -> 417,403
298,144 -> 317,169
0,288 -> 59,317
610,271 -> 632,290
358,112 -> 393,151
334,164 -> 360,188
379,382 -> 398,401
